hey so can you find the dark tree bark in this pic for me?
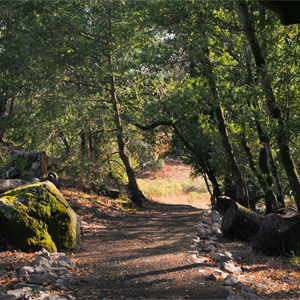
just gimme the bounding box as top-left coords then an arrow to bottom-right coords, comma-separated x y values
201,46 -> 249,208
259,1 -> 300,25
216,196 -> 233,216
107,1 -> 144,206
221,199 -> 264,241
238,2 -> 300,213
240,134 -> 278,214
242,34 -> 284,209
253,207 -> 300,255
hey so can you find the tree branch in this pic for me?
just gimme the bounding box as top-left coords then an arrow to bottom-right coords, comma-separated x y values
62,79 -> 110,88
133,120 -> 174,131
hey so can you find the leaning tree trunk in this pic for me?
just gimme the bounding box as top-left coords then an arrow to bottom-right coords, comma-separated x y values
172,124 -> 222,202
264,141 -> 285,207
240,134 -> 278,214
0,150 -> 48,181
238,2 -> 300,213
107,2 -> 144,206
242,34 -> 284,209
201,46 -> 248,208
221,198 -> 264,241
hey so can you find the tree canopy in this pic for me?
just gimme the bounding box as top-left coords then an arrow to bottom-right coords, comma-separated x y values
1,0 -> 300,212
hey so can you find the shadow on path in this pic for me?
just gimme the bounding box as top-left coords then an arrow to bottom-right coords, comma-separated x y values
72,200 -> 229,299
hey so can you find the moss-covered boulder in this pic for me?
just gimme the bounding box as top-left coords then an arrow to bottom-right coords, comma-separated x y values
0,181 -> 80,252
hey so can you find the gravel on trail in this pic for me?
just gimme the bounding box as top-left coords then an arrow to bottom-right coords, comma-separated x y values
71,200 -> 229,300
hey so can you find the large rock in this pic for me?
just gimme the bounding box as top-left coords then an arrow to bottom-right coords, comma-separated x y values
0,181 -> 80,252
0,178 -> 40,194
0,150 -> 48,181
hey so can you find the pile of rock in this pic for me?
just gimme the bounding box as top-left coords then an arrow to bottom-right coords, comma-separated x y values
0,249 -> 79,300
190,209 -> 264,300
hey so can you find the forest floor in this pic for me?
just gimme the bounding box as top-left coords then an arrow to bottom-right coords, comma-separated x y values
1,160 -> 300,299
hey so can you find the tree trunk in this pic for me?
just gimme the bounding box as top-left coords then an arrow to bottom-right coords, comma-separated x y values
215,106 -> 249,208
253,207 -> 300,255
238,2 -> 300,213
0,150 -> 48,180
221,199 -> 264,241
216,196 -> 233,216
107,0 -> 144,206
240,134 -> 278,214
242,34 -> 284,210
172,124 -> 222,202
201,46 -> 248,208
264,141 -> 285,207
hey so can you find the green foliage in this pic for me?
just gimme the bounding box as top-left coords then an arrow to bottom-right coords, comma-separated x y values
1,0 -> 300,210
288,250 -> 300,268
0,152 -> 10,167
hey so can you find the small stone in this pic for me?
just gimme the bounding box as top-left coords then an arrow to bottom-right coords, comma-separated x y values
14,281 -> 41,291
212,251 -> 233,263
198,228 -> 207,237
241,291 -> 264,300
28,272 -> 58,285
211,226 -> 222,236
190,254 -> 209,264
211,210 -> 221,223
226,295 -> 245,300
188,250 -> 199,255
206,240 -> 218,246
51,267 -> 69,275
35,266 -> 51,273
36,248 -> 51,260
193,237 -> 200,243
241,285 -> 254,293
54,256 -> 75,268
223,274 -> 239,286
214,269 -> 225,275
201,244 -> 216,253
0,295 -> 18,300
7,287 -> 32,299
50,252 -> 66,259
205,274 -> 217,281
222,260 -> 242,274
35,256 -> 52,268
19,266 -> 35,276
245,281 -> 266,289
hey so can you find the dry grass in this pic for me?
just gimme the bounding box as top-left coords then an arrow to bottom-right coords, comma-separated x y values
150,193 -> 211,210
137,159 -> 212,210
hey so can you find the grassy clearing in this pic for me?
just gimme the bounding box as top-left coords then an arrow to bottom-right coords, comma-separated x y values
137,177 -> 208,197
137,177 -> 211,209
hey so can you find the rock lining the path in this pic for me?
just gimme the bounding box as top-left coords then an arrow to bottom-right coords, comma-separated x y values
192,209 -> 264,300
0,249 -> 78,300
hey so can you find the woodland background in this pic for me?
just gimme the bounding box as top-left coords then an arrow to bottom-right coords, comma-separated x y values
1,0 -> 300,214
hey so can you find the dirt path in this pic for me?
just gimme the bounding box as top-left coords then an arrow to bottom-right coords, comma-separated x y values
71,200 -> 229,299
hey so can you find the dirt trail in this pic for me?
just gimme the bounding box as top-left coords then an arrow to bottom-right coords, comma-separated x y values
71,200 -> 229,299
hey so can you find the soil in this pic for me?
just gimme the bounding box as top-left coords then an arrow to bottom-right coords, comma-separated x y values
71,200 -> 229,300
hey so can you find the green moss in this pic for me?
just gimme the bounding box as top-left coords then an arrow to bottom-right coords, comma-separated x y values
0,181 -> 80,252
0,204 -> 57,252
16,155 -> 30,172
120,198 -> 133,210
105,189 -> 122,199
